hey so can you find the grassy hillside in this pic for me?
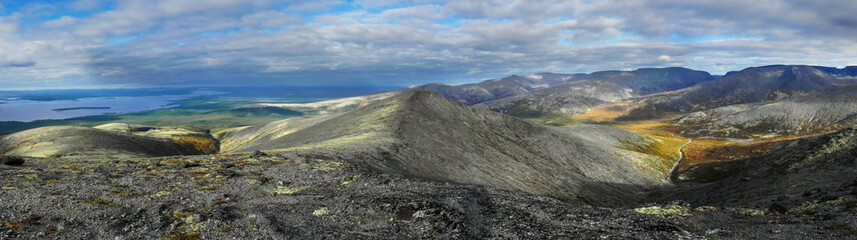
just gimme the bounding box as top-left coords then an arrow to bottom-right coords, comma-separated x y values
0,125 -> 214,158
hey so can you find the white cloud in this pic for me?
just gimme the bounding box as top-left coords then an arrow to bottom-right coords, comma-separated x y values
42,16 -> 79,28
2,0 -> 857,89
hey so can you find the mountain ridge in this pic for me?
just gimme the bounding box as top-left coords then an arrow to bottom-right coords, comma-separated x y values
222,90 -> 675,206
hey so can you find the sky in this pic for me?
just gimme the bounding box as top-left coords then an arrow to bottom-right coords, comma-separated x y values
1,0 -> 857,90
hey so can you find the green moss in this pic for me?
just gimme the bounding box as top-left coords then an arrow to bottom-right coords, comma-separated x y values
694,206 -> 718,212
275,186 -> 310,195
633,205 -> 688,217
739,208 -> 766,216
795,129 -> 857,171
311,160 -> 344,172
148,191 -> 172,198
791,197 -> 848,215
312,207 -> 330,216
339,176 -> 358,187
167,211 -> 206,240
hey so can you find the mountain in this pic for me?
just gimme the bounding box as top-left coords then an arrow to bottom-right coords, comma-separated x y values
238,91 -> 398,115
408,73 -> 590,105
407,67 -> 711,106
222,90 -> 676,206
473,67 -> 713,117
627,65 -> 857,116
473,80 -> 633,117
227,68 -> 711,118
610,65 -> 857,137
0,124 -> 216,158
676,85 -> 857,138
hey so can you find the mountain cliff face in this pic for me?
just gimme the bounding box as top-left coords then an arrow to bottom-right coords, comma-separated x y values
222,91 -> 674,206
473,67 -> 713,117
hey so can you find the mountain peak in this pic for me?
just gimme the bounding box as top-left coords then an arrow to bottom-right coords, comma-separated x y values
222,90 -> 675,206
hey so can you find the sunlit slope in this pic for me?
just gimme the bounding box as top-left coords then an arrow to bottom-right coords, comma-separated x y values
676,85 -> 857,138
0,125 -> 214,158
217,114 -> 341,153
223,90 -> 674,206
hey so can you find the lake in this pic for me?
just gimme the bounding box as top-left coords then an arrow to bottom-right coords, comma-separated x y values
0,86 -> 400,122
0,90 -> 220,122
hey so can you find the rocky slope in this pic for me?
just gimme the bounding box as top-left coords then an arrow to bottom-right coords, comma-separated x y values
627,65 -> 857,117
409,67 -> 712,106
222,90 -> 675,206
0,124 -> 216,158
4,152 -> 839,239
676,86 -> 857,138
408,73 -> 589,105
474,67 -> 713,117
473,80 -> 633,117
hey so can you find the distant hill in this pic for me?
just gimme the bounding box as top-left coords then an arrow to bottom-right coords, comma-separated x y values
408,67 -> 712,108
222,90 -> 676,206
677,85 -> 857,138
617,65 -> 857,137
408,73 -> 590,105
0,124 -> 216,158
628,65 -> 857,115
474,67 -> 713,117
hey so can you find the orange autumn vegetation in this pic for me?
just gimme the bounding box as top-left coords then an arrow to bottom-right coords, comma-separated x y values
572,101 -> 641,123
175,135 -> 219,154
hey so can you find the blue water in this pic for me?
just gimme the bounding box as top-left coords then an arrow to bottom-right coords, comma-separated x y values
0,91 -> 219,122
0,86 -> 401,122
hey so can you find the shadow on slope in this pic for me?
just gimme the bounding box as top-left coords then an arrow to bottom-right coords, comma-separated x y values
657,126 -> 857,207
223,90 -> 675,206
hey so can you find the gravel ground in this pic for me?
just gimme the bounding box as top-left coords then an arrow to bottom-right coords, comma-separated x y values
1,152 -> 853,239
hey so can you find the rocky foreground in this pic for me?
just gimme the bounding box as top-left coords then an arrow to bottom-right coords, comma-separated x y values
1,152 -> 854,239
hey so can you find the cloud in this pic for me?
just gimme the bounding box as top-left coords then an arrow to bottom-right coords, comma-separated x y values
1,0 -> 857,89
2,61 -> 36,68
